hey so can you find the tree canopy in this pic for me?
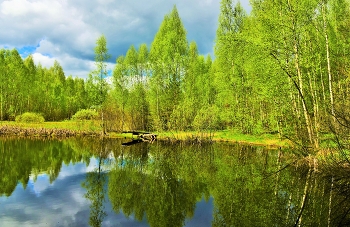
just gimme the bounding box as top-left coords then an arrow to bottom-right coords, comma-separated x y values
2,1 -> 350,148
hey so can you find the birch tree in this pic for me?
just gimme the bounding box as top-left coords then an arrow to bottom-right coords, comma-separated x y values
92,35 -> 111,134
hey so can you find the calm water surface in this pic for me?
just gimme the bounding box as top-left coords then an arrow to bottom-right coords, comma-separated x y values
0,137 -> 349,226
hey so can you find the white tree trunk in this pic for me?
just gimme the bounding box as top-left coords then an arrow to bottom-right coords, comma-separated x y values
322,1 -> 335,122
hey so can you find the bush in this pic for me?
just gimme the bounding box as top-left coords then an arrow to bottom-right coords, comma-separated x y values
193,105 -> 222,131
71,109 -> 98,121
15,112 -> 45,123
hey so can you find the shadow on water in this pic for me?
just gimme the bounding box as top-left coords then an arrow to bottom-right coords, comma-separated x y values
1,136 -> 350,226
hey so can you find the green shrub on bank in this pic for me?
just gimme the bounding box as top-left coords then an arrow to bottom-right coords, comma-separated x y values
15,112 -> 45,123
71,109 -> 98,121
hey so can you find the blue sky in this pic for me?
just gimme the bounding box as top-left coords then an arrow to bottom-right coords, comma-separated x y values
0,0 -> 251,78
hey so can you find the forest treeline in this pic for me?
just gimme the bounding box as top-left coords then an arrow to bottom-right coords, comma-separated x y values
1,0 -> 350,148
0,51 -> 87,121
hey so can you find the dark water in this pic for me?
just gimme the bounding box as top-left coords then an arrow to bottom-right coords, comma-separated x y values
0,137 -> 349,227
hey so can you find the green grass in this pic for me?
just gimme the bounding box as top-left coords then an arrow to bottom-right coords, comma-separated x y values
0,120 -> 139,138
157,129 -> 289,147
0,120 -> 100,132
0,121 -> 289,146
213,130 -> 289,146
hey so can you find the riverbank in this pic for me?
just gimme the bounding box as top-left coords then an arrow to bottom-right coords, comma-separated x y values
0,121 -> 290,147
2,121 -> 349,174
0,121 -> 101,137
157,130 -> 290,147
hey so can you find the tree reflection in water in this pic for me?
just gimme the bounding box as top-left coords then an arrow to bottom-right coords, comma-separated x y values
322,164 -> 350,226
107,141 -> 350,227
108,142 -> 211,227
2,137 -> 350,226
81,138 -> 110,227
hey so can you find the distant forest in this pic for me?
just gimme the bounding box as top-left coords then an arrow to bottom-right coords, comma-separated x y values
1,0 -> 350,148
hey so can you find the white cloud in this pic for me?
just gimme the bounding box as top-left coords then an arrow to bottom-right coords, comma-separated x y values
32,53 -> 55,68
32,39 -> 99,77
1,0 -> 30,16
35,39 -> 59,56
32,49 -> 115,78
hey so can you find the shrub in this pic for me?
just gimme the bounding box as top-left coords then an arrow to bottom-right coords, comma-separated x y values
71,109 -> 98,121
193,105 -> 222,131
15,112 -> 45,123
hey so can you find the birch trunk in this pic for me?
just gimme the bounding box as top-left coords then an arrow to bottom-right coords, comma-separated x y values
295,169 -> 312,227
328,176 -> 334,227
294,41 -> 315,146
322,1 -> 335,122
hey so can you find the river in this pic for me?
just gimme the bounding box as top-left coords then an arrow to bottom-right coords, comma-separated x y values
0,137 -> 348,226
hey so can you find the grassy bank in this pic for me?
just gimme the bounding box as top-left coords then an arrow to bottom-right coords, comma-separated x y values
157,130 -> 290,147
0,121 -> 142,139
0,120 -> 102,137
0,121 -> 289,146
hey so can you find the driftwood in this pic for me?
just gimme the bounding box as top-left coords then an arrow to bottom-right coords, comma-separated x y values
139,133 -> 157,141
122,131 -> 157,145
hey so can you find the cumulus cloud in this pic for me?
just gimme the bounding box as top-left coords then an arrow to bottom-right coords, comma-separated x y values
0,0 -> 251,77
32,53 -> 55,67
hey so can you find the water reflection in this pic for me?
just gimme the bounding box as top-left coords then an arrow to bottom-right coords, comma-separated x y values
109,143 -> 210,227
0,137 -> 92,197
82,139 -> 110,227
0,137 -> 350,226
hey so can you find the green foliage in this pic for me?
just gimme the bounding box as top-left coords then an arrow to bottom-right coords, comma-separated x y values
15,112 -> 45,123
193,105 -> 221,131
90,35 -> 111,134
71,109 -> 98,121
0,137 -> 105,197
148,5 -> 188,130
3,137 -> 349,225
105,1 -> 350,148
0,49 -> 88,121
2,1 -> 350,149
89,35 -> 110,108
112,43 -> 150,131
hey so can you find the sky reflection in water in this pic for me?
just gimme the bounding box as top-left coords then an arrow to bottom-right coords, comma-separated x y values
0,156 -> 213,227
1,137 -> 347,227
